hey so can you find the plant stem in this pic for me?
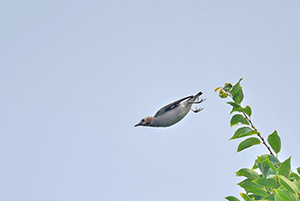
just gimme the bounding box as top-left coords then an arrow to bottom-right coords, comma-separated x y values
241,110 -> 275,156
226,90 -> 275,156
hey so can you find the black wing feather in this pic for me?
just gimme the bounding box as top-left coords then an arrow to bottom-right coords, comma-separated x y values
154,95 -> 193,117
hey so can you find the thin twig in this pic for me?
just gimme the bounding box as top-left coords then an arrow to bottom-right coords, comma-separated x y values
225,91 -> 275,156
241,111 -> 275,156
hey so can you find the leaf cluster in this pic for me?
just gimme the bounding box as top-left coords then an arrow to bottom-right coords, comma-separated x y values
216,79 -> 300,201
226,156 -> 300,201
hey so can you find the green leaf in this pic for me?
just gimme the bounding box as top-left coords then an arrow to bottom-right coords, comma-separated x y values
237,137 -> 261,152
293,179 -> 298,189
249,195 -> 265,200
219,89 -> 228,98
278,157 -> 291,178
231,79 -> 243,95
254,155 -> 277,178
231,78 -> 244,104
236,168 -> 259,180
254,177 -> 279,188
225,196 -> 240,201
290,172 -> 300,181
230,106 -> 242,114
263,193 -> 275,201
275,188 -> 299,201
267,130 -> 281,154
268,154 -> 281,165
227,101 -> 241,108
253,154 -> 280,169
230,127 -> 260,140
239,193 -> 252,201
223,83 -> 233,92
238,179 -> 269,196
297,167 -> 300,175
233,91 -> 244,104
230,114 -> 249,127
242,106 -> 252,117
278,175 -> 299,194
274,192 -> 285,201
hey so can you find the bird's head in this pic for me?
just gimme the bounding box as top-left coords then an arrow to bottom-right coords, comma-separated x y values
134,116 -> 153,127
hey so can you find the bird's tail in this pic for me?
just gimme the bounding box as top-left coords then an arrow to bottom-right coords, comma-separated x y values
188,91 -> 204,103
195,91 -> 203,97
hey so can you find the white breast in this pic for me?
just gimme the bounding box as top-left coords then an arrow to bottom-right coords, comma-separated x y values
151,103 -> 192,127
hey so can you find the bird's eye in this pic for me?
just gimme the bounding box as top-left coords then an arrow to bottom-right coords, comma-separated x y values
141,119 -> 145,122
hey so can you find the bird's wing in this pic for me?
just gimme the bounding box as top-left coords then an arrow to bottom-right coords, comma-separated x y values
154,95 -> 193,117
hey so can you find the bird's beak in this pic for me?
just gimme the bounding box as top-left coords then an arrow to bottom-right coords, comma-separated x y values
134,123 -> 141,127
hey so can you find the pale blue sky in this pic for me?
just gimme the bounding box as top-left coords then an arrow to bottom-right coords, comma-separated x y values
1,1 -> 300,200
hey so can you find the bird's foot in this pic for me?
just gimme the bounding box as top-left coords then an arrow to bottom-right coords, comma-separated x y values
191,98 -> 206,104
191,107 -> 204,113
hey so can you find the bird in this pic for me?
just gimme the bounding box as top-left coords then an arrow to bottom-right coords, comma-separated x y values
134,91 -> 205,127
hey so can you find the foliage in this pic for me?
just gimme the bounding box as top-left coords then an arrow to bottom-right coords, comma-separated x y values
215,78 -> 300,201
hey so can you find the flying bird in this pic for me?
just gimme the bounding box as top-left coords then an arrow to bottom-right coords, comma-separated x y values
134,91 -> 205,127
